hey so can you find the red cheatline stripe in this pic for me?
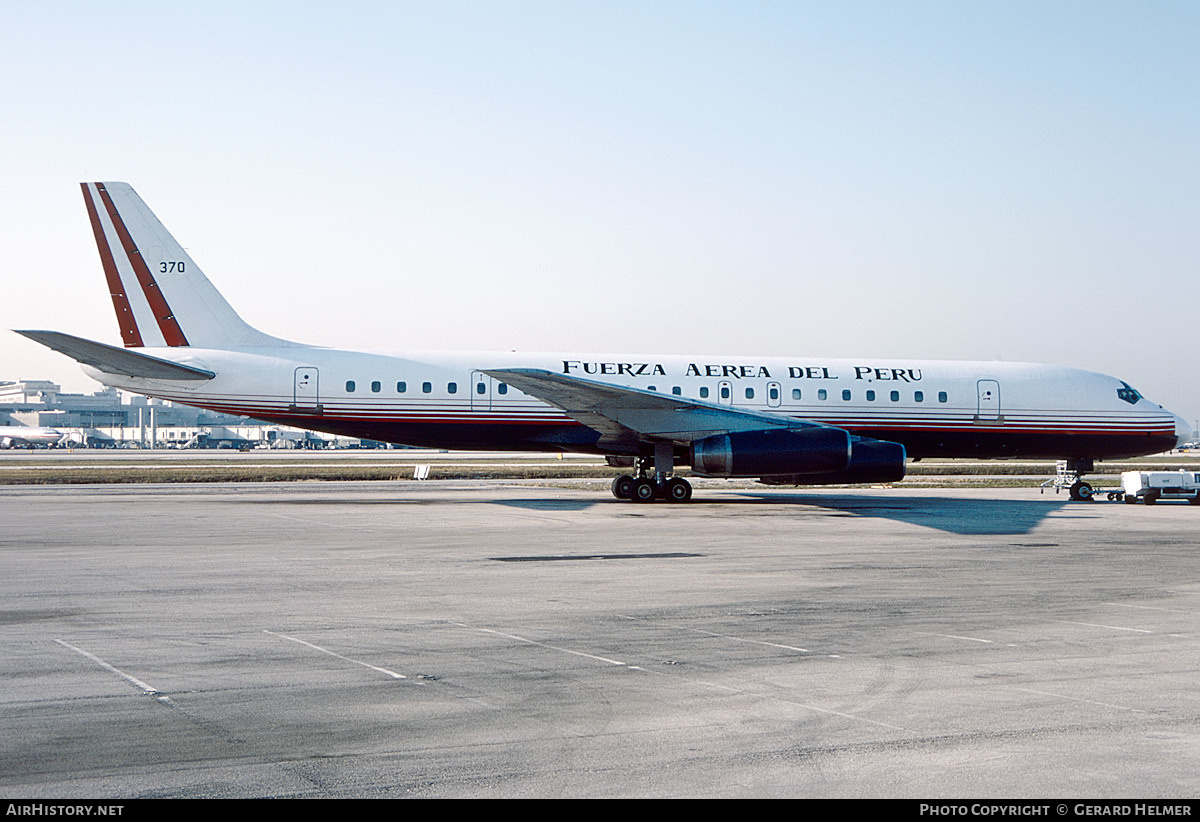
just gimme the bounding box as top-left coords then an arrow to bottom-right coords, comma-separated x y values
134,399 -> 1174,436
140,393 -> 1176,430
94,183 -> 189,347
81,183 -> 143,348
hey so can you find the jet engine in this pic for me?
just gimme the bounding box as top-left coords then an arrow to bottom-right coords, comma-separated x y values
691,427 -> 906,484
691,427 -> 851,478
757,436 -> 907,485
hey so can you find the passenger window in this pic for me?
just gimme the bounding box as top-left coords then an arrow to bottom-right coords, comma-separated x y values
345,380 -> 356,392
792,388 -> 801,400
476,382 -> 486,395
371,381 -> 381,393
745,387 -> 755,399
672,386 -> 682,396
498,383 -> 508,395
914,391 -> 923,402
866,390 -> 876,401
769,386 -> 779,401
397,381 -> 407,393
447,382 -> 457,394
818,389 -> 827,401
938,391 -> 948,403
842,389 -> 851,401
699,386 -> 710,399
422,382 -> 432,394
890,390 -> 899,402
720,385 -> 730,400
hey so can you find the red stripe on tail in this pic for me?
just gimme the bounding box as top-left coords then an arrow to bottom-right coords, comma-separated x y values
94,183 -> 189,347
81,183 -> 143,348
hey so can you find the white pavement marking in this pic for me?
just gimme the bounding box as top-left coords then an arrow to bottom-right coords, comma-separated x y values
54,639 -> 170,702
452,622 -> 634,668
1011,687 -> 1149,714
1109,602 -> 1198,615
912,630 -> 995,644
263,630 -> 407,679
618,614 -> 813,653
1052,620 -> 1153,634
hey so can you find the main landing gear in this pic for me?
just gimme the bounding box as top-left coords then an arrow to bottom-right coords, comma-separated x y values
610,444 -> 692,503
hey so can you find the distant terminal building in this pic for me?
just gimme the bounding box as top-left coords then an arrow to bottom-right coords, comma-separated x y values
0,380 -> 61,405
1,379 -> 236,429
0,378 -> 377,449
2,380 -> 130,428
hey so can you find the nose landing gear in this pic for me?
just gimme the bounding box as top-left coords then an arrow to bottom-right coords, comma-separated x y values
1069,480 -> 1094,502
1040,458 -> 1098,502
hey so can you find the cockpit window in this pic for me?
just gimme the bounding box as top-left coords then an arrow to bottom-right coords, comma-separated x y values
1117,381 -> 1142,405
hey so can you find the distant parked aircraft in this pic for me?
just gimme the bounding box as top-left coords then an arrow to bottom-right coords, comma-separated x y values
0,425 -> 66,449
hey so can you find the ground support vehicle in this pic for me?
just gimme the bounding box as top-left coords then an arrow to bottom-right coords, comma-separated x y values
1120,470 -> 1200,505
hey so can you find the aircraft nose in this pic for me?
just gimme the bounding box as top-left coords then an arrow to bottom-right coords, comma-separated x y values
1174,414 -> 1194,449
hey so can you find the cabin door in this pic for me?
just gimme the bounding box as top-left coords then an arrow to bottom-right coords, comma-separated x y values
293,367 -> 321,413
976,379 -> 1001,421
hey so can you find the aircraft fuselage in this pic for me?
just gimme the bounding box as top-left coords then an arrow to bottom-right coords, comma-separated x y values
84,346 -> 1184,460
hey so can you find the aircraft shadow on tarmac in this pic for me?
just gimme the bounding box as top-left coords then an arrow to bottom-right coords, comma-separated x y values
242,488 -> 1073,535
496,493 -> 1077,536
724,492 -> 1078,536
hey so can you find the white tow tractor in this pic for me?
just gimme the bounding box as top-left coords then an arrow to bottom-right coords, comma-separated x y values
1120,471 -> 1200,505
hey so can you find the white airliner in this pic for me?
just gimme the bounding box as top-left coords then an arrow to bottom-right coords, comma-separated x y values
14,182 -> 1191,502
0,425 -> 66,449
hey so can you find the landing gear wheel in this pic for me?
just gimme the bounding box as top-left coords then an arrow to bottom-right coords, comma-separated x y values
663,477 -> 692,503
630,478 -> 657,503
611,474 -> 634,500
1069,481 -> 1094,502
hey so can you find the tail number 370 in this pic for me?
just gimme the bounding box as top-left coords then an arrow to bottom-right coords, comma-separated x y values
159,261 -> 186,273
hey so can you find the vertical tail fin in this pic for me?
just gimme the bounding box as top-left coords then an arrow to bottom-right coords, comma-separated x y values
80,182 -> 289,349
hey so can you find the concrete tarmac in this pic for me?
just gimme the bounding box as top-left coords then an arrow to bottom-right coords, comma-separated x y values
1,481 -> 1196,798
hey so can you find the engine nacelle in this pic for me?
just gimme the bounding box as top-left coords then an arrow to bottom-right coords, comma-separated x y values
691,427 -> 851,478
758,437 -> 907,485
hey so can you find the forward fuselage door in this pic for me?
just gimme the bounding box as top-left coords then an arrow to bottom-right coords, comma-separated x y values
293,367 -> 321,413
976,379 -> 1001,422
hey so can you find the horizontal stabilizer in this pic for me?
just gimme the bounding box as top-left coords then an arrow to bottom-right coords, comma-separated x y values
14,330 -> 216,381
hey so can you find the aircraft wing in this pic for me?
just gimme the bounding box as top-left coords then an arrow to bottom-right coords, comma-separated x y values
483,368 -> 836,450
14,330 -> 216,381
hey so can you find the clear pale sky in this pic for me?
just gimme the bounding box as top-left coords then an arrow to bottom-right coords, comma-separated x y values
2,1 -> 1197,426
